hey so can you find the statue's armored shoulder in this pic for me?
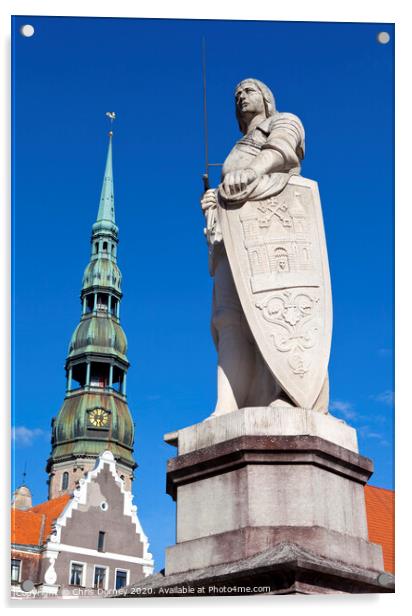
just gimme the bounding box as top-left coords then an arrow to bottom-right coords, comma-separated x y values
268,111 -> 304,132
264,112 -> 305,160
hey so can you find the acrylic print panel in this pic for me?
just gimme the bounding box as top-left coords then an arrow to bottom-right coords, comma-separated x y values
11,16 -> 394,596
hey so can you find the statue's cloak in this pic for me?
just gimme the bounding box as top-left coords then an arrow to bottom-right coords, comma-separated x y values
217,175 -> 332,409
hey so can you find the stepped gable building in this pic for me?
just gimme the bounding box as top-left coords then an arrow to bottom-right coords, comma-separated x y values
46,130 -> 136,497
11,451 -> 154,597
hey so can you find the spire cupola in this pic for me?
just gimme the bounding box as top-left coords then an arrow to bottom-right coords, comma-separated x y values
82,131 -> 123,319
47,116 -> 137,498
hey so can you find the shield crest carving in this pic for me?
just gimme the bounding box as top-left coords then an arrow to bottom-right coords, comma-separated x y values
218,176 -> 332,409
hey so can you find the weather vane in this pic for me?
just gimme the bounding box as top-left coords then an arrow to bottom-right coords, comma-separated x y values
105,111 -> 116,136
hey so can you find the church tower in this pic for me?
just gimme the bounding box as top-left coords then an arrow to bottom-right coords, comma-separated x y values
46,128 -> 136,498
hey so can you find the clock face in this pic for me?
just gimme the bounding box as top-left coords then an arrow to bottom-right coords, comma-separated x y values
88,408 -> 110,428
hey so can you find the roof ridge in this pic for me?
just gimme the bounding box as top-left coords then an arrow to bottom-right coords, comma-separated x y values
29,493 -> 72,512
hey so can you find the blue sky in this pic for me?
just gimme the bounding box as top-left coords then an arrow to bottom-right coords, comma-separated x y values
12,16 -> 394,570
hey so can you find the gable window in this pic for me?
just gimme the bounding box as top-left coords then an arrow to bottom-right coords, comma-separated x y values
11,559 -> 21,584
69,562 -> 84,586
61,472 -> 69,491
115,569 -> 128,590
97,531 -> 106,552
93,566 -> 107,590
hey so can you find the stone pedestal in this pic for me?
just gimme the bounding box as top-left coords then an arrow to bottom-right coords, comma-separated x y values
163,407 -> 386,586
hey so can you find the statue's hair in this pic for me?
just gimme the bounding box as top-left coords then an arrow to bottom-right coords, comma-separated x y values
235,78 -> 276,134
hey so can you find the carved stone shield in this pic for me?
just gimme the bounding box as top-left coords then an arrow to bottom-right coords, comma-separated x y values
218,176 -> 332,409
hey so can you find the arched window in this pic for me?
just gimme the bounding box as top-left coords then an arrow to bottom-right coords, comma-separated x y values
103,241 -> 108,251
62,471 -> 69,491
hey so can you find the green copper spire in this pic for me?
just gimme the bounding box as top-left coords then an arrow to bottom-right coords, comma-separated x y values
97,132 -> 115,224
92,130 -> 118,243
46,119 -> 136,499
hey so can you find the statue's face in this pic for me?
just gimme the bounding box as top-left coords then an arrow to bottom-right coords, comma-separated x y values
235,82 -> 265,117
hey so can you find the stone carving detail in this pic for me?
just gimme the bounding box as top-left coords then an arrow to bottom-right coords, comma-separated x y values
256,198 -> 292,229
256,290 -> 320,377
44,557 -> 57,585
240,190 -> 315,294
218,176 -> 331,409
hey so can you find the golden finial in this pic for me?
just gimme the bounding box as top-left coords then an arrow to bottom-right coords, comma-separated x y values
106,112 -> 116,136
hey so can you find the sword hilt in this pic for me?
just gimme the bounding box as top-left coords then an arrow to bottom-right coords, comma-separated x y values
202,173 -> 210,193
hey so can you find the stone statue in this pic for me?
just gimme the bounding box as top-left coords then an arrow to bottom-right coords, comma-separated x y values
201,78 -> 332,418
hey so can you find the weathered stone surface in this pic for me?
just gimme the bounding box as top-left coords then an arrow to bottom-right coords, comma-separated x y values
165,406 -> 358,455
167,435 -> 374,541
164,407 -> 383,578
117,542 -> 394,597
166,526 -> 383,576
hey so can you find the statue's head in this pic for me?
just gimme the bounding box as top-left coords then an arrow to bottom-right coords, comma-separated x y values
235,78 -> 276,134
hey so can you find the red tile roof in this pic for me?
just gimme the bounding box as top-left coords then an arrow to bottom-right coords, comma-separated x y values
11,494 -> 71,547
364,485 -> 395,573
11,509 -> 44,546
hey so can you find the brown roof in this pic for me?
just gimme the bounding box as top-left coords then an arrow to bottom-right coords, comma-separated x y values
364,485 -> 395,573
11,494 -> 71,547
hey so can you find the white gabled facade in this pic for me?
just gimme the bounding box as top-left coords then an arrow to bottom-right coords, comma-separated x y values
37,451 -> 154,596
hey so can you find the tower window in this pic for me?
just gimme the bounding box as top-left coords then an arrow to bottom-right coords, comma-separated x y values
90,362 -> 110,388
97,531 -> 106,552
61,472 -> 69,491
111,366 -> 124,393
94,242 -> 98,254
85,294 -> 94,314
96,293 -> 109,312
71,363 -> 87,389
103,241 -> 108,251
